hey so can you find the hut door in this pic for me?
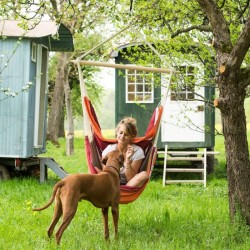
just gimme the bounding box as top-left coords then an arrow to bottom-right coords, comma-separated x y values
161,64 -> 205,143
34,45 -> 48,148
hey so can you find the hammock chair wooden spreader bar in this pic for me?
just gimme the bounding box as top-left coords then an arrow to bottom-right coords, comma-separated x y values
72,59 -> 176,74
74,58 -> 174,204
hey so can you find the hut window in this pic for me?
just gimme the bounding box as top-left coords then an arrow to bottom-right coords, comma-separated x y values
126,69 -> 154,103
170,66 -> 195,101
31,43 -> 37,62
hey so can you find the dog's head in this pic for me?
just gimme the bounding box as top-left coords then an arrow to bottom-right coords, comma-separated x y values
102,150 -> 124,168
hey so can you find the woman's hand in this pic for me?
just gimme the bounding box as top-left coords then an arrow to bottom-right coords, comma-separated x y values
126,145 -> 134,161
124,145 -> 136,180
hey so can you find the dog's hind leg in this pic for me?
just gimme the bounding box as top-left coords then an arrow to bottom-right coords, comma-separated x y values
111,205 -> 119,238
47,192 -> 63,238
55,200 -> 78,245
102,207 -> 109,240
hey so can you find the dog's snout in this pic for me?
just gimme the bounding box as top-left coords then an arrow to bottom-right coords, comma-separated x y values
118,154 -> 124,165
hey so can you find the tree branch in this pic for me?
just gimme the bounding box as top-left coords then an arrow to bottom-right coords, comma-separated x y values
6,2 -> 46,21
196,0 -> 232,51
50,0 -> 58,12
228,16 -> 250,71
218,0 -> 226,9
237,0 -> 250,22
171,24 -> 211,38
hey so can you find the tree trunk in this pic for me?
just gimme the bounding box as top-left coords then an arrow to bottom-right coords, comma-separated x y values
47,52 -> 67,145
64,59 -> 74,156
219,74 -> 250,225
58,110 -> 65,138
196,0 -> 250,226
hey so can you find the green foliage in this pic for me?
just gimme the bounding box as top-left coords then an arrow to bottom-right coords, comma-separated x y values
112,0 -> 249,93
48,30 -> 107,117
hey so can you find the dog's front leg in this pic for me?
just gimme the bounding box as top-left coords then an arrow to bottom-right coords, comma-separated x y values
102,207 -> 109,240
111,205 -> 119,238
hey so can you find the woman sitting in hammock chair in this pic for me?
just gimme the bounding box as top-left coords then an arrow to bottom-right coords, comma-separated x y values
96,117 -> 149,188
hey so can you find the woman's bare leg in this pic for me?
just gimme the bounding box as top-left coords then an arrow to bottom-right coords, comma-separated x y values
126,171 -> 149,187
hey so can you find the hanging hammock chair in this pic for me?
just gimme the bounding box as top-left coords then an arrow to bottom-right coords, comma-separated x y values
75,59 -> 173,204
83,95 -> 163,204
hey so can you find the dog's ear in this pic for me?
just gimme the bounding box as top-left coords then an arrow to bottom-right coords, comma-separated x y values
101,156 -> 107,165
118,154 -> 124,164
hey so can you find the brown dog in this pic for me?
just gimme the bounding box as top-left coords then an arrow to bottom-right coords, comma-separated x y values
33,150 -> 123,245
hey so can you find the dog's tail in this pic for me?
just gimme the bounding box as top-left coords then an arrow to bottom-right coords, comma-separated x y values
32,181 -> 64,211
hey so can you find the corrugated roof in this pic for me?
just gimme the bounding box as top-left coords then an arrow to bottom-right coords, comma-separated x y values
0,20 -> 58,37
0,20 -> 74,52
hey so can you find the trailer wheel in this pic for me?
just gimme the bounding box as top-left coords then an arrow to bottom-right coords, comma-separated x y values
0,164 -> 10,180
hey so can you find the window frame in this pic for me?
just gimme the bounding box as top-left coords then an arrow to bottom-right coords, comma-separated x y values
31,42 -> 37,62
170,65 -> 197,101
125,67 -> 154,103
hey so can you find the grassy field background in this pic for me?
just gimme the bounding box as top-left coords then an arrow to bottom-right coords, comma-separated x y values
0,99 -> 250,249
0,132 -> 250,249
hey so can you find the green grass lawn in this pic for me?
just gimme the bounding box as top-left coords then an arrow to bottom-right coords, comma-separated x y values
0,133 -> 249,249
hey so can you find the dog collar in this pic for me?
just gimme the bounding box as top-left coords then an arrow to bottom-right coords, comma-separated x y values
107,165 -> 120,176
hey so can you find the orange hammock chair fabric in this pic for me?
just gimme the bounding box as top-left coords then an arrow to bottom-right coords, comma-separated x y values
83,96 -> 163,204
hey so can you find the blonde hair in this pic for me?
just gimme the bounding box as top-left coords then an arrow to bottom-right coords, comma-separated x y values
115,117 -> 138,138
